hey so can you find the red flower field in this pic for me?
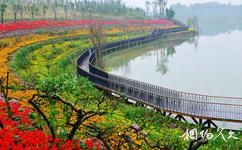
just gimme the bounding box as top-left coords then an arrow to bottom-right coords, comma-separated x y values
0,101 -> 99,150
0,19 -> 175,32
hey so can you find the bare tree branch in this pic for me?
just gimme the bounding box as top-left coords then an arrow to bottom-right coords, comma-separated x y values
27,93 -> 107,142
0,72 -> 12,118
28,94 -> 56,142
36,94 -> 79,113
89,23 -> 106,69
84,124 -> 113,150
68,109 -> 83,140
189,137 -> 208,150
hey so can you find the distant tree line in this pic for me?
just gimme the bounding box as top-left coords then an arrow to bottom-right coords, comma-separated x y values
145,0 -> 175,19
0,0 -> 146,24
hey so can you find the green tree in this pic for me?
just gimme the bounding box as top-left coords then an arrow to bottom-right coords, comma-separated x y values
63,0 -> 68,19
41,3 -> 48,19
157,0 -> 167,18
51,0 -> 58,20
18,1 -> 25,20
0,2 -> 7,24
152,1 -> 158,19
29,2 -> 39,19
12,0 -> 22,22
145,1 -> 151,17
165,7 -> 175,20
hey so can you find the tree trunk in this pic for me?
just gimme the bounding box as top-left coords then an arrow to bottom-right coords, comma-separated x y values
68,112 -> 83,140
14,12 -> 17,22
54,11 -> 57,20
20,11 -> 23,20
99,137 -> 112,150
159,5 -> 162,18
54,12 -> 57,20
65,10 -> 67,19
89,11 -> 91,20
189,137 -> 208,150
1,12 -> 3,24
29,99 -> 56,142
32,12 -> 34,19
52,6 -> 57,20
82,11 -> 84,19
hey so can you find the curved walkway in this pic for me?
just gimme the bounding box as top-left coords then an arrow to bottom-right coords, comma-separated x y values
76,24 -> 242,128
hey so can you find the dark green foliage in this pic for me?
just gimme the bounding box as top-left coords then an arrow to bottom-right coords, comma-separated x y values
57,53 -> 76,69
67,42 -> 79,49
13,46 -> 34,69
36,72 -> 102,101
46,47 -> 62,60
166,7 -> 175,19
0,3 -> 7,24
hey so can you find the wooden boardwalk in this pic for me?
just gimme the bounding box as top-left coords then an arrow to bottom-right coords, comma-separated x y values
76,24 -> 242,128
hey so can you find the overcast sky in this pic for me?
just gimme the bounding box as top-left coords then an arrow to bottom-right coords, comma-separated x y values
123,0 -> 242,9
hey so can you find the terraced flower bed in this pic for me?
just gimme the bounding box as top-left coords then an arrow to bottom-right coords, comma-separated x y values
1,25 -> 176,117
1,25 -> 168,84
0,25 -> 192,149
11,31 -> 146,82
1,20 -> 241,149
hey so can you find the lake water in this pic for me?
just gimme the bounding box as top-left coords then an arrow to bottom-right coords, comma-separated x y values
104,21 -> 242,129
104,30 -> 242,98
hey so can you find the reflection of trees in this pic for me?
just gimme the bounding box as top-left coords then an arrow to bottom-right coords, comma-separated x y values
154,34 -> 198,75
105,36 -> 195,75
121,62 -> 131,77
188,34 -> 199,50
155,47 -> 176,75
105,54 -> 132,73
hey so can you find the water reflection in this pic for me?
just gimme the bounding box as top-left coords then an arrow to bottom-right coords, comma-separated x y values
155,47 -> 174,75
105,30 -> 242,97
105,37 -> 195,76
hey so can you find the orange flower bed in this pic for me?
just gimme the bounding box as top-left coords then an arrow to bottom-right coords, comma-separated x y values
1,25 -> 177,102
0,29 -> 91,84
0,30 -> 89,101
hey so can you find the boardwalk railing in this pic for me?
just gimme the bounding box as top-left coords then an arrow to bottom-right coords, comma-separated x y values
77,24 -> 242,126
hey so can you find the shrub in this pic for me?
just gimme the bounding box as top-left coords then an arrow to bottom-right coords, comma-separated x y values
0,41 -> 9,49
